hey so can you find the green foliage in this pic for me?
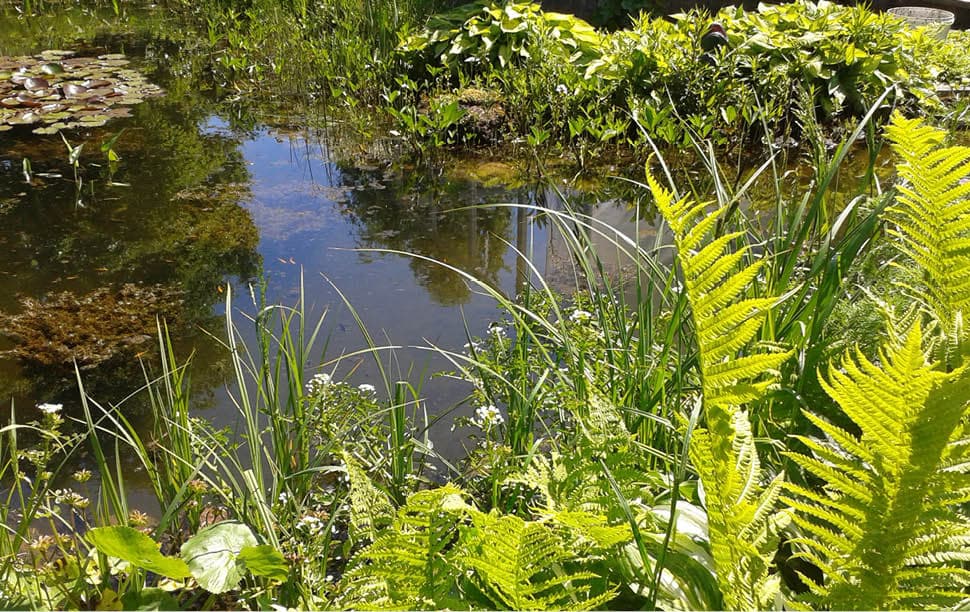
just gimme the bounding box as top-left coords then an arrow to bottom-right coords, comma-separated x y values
87,526 -> 191,579
460,510 -> 619,610
338,482 -> 624,610
650,171 -> 791,609
337,485 -> 469,608
342,450 -> 395,542
179,522 -> 260,594
87,522 -> 287,596
399,2 -> 600,74
390,0 -> 970,153
784,323 -> 970,609
884,113 -> 970,345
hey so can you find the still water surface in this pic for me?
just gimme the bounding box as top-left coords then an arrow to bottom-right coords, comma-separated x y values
0,6 -> 656,504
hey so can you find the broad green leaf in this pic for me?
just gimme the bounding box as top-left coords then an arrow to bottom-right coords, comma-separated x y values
238,545 -> 288,581
87,527 -> 190,579
180,521 -> 258,594
121,588 -> 181,611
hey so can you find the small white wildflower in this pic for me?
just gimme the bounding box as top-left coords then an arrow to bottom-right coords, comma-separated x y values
37,403 -> 62,414
474,405 -> 504,429
357,383 -> 376,394
325,575 -> 334,582
306,373 -> 333,393
487,323 -> 506,338
278,491 -> 290,504
555,83 -> 568,95
569,309 -> 592,323
296,515 -> 324,535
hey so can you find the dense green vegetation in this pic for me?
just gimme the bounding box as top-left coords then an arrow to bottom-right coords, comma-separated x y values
4,0 -> 970,610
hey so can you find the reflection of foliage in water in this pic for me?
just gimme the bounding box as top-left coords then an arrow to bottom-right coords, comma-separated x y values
338,165 -> 516,305
0,14 -> 262,405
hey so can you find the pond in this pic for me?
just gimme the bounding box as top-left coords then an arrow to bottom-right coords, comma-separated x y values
0,1 -> 912,511
0,2 -> 676,504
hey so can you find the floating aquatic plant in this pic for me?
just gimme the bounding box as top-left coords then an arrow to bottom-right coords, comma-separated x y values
0,50 -> 163,135
0,283 -> 183,370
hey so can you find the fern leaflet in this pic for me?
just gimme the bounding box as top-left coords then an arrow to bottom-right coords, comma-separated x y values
884,113 -> 970,345
784,322 -> 970,609
650,171 -> 792,610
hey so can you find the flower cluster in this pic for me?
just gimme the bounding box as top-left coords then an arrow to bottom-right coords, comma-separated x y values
474,404 -> 504,429
306,373 -> 333,394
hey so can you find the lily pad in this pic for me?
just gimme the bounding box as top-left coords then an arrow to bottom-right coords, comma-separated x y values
0,50 -> 163,134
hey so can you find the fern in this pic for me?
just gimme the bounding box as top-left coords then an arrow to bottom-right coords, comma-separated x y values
650,171 -> 792,610
508,395 -> 660,520
884,113 -> 970,348
342,451 -> 394,543
337,485 -> 468,609
461,509 -> 620,610
784,322 -> 970,610
338,481 -> 625,610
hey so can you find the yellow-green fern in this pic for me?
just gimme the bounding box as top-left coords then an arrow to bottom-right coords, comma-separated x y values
784,322 -> 970,609
650,171 -> 792,610
884,113 -> 970,346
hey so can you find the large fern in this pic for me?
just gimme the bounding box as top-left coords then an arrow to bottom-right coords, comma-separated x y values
460,510 -> 620,610
784,322 -> 970,609
508,394 -> 661,520
884,113 -> 970,348
650,171 -> 792,610
337,485 -> 468,609
338,481 -> 625,610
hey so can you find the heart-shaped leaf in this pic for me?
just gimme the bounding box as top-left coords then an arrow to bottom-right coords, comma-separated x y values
180,521 -> 258,594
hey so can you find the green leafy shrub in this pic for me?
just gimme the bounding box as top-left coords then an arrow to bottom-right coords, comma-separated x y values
398,1 -> 601,74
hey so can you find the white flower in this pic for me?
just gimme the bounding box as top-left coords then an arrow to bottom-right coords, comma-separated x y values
296,515 -> 325,535
487,323 -> 506,338
569,309 -> 592,323
474,404 -> 504,429
555,83 -> 569,95
358,383 -> 376,394
37,403 -> 62,414
306,373 -> 332,393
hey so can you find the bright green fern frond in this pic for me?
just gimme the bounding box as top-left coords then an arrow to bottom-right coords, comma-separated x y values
689,411 -> 789,610
784,322 -> 970,610
461,509 -> 619,610
337,484 -> 470,609
650,169 -> 791,610
508,394 -> 660,520
885,113 -> 970,346
342,451 -> 394,543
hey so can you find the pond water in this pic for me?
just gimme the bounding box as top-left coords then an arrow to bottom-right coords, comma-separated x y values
0,2 -> 667,503
0,3 -> 908,507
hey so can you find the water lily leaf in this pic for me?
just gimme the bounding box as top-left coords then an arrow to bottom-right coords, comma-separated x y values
180,521 -> 258,594
0,125 -> 12,131
87,526 -> 191,579
24,77 -> 49,90
33,126 -> 60,135
41,63 -> 64,75
40,50 -> 75,59
237,545 -> 288,581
